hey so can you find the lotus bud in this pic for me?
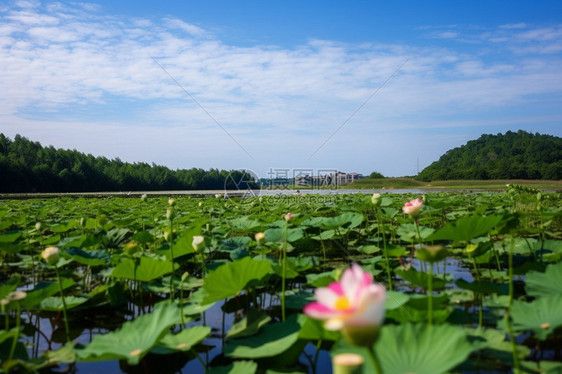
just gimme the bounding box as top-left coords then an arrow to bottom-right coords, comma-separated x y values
255,232 -> 266,245
164,230 -> 172,242
141,194 -> 147,201
215,194 -> 222,199
402,198 -> 423,217
371,193 -> 381,207
41,246 -> 60,266
80,217 -> 86,227
35,222 -> 42,231
181,272 -> 190,282
284,213 -> 295,222
259,196 -> 263,203
168,198 -> 175,206
332,353 -> 364,374
166,206 -> 174,220
198,201 -> 203,207
192,235 -> 206,252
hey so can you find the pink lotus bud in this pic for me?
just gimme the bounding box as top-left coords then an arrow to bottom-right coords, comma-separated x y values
284,213 -> 295,222
402,198 -> 423,217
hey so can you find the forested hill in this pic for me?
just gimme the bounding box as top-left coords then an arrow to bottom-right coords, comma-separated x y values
0,134 -> 255,193
417,130 -> 562,181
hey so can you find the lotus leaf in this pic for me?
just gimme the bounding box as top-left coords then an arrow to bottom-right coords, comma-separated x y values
201,257 -> 272,304
332,323 -> 474,374
75,301 -> 180,365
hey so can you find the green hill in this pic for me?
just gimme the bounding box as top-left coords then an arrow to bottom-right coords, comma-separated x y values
0,134 -> 257,193
417,130 -> 562,181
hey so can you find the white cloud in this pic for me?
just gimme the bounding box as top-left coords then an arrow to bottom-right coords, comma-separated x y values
0,2 -> 561,177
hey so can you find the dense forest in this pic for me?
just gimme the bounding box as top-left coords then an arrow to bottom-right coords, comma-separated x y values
417,130 -> 562,181
0,134 -> 257,193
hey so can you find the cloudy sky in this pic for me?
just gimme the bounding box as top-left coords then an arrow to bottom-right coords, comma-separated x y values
1,1 -> 561,179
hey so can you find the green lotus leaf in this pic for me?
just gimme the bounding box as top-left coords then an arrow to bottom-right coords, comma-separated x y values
111,256 -> 178,282
297,314 -> 339,341
304,212 -> 363,230
64,247 -> 110,266
456,279 -> 508,294
306,271 -> 336,288
386,294 -> 452,323
220,236 -> 252,252
224,314 -> 300,358
520,361 -> 562,374
357,245 -> 380,255
201,257 -> 272,304
227,310 -> 272,339
465,239 -> 493,258
466,328 -> 530,362
0,231 -> 22,243
509,295 -> 562,340
0,276 -> 20,299
397,223 -> 435,243
395,268 -> 447,289
207,360 -> 258,374
526,262 -> 562,297
429,214 -> 504,241
75,301 -> 180,365
39,342 -> 76,367
265,370 -> 306,374
310,230 -> 335,240
40,296 -> 88,311
228,216 -> 263,232
385,290 -> 410,310
19,279 -> 75,309
264,227 -> 304,243
332,323 -> 474,374
155,325 -> 211,352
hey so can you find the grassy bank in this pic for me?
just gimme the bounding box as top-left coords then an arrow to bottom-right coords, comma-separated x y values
348,178 -> 562,190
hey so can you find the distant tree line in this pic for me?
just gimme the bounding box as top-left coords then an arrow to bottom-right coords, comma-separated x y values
417,130 -> 562,181
0,134 -> 258,193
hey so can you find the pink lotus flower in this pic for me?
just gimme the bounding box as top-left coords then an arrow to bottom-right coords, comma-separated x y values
304,264 -> 386,346
402,198 -> 423,217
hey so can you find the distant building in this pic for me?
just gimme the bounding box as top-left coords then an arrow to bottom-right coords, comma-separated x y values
294,171 -> 363,187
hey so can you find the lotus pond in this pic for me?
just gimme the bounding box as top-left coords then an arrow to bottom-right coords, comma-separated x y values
0,185 -> 561,373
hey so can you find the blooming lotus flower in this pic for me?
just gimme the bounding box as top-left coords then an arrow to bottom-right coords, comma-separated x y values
41,246 -> 60,266
304,264 -> 386,346
402,198 -> 423,217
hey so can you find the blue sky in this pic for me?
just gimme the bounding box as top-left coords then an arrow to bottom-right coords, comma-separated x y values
1,1 -> 561,179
